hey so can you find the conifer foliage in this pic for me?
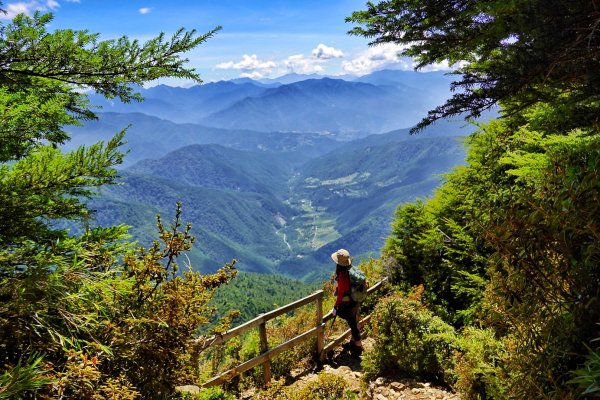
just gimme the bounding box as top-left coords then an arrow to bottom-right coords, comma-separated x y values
348,0 -> 600,132
0,6 -> 238,399
351,0 -> 600,398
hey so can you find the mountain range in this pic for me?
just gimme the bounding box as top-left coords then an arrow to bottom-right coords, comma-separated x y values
68,69 -> 480,281
85,70 -> 454,136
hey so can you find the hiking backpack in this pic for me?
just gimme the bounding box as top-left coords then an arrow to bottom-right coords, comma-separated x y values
348,267 -> 368,303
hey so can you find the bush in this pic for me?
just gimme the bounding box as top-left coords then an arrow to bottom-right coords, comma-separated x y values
193,387 -> 236,400
253,373 -> 354,400
0,354 -> 51,400
361,292 -> 456,383
452,327 -> 508,400
289,372 -> 354,400
568,335 -> 600,398
0,206 -> 238,399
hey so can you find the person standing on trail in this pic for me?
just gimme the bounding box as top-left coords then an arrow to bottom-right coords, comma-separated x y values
331,248 -> 363,354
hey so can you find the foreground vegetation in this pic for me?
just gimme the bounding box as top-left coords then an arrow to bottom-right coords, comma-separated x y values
0,7 -> 240,399
347,0 -> 600,398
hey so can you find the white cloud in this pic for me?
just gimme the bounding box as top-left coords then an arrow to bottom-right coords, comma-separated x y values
0,0 -> 61,19
216,54 -> 277,79
342,43 -> 460,76
418,59 -> 468,72
311,43 -> 344,60
217,42 -> 451,80
139,7 -> 151,15
282,44 -> 343,75
239,70 -> 266,80
284,54 -> 324,74
0,2 -> 42,19
342,43 -> 412,75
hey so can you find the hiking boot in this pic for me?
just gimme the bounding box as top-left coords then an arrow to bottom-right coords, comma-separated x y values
342,341 -> 362,352
350,345 -> 364,357
342,341 -> 356,350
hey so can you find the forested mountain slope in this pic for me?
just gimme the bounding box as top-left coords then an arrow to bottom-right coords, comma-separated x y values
66,112 -> 342,167
86,125 -> 470,279
200,77 -> 428,133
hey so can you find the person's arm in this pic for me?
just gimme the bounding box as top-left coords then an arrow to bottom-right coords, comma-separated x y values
335,271 -> 350,307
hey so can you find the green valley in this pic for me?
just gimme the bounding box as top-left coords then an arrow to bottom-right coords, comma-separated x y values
82,119 -> 472,281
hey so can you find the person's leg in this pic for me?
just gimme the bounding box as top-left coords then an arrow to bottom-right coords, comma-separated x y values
337,303 -> 362,347
348,304 -> 362,347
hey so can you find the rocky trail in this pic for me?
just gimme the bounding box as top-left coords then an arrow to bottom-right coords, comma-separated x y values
262,338 -> 461,400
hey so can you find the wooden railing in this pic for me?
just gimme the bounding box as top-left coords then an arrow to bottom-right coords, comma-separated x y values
198,277 -> 388,388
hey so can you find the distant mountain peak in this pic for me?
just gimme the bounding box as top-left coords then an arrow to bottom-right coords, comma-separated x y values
257,73 -> 325,85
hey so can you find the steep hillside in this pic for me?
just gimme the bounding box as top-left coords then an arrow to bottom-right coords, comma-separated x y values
70,70 -> 480,280
127,144 -> 292,198
279,135 -> 467,281
81,123 -> 470,280
91,153 -> 294,273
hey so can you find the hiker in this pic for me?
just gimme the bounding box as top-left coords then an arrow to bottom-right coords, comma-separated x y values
331,248 -> 363,354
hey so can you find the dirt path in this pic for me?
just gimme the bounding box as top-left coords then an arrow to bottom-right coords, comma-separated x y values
288,338 -> 460,400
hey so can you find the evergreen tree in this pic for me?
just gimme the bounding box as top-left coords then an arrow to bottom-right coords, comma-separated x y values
352,0 -> 600,397
347,0 -> 600,132
0,11 -> 220,255
0,8 -> 239,398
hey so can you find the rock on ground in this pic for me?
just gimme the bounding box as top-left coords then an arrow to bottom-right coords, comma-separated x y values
285,337 -> 460,400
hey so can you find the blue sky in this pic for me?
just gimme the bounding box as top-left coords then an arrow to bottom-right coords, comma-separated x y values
0,0 -> 453,85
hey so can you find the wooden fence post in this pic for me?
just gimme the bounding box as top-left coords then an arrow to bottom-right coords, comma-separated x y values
316,291 -> 324,361
258,319 -> 271,385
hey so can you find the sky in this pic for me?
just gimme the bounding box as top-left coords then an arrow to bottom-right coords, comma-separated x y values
0,0 -> 454,85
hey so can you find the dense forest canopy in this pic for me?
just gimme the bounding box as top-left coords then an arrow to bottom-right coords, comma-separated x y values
349,0 -> 600,398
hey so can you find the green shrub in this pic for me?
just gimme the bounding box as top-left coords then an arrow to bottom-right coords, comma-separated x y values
253,373 -> 354,400
0,206 -> 238,399
568,336 -> 600,398
289,372 -> 354,400
0,354 -> 51,400
452,327 -> 508,400
194,387 -> 236,400
361,292 -> 456,383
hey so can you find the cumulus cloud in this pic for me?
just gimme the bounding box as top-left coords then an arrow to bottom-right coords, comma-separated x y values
283,44 -> 343,74
312,43 -> 344,60
284,54 -> 324,74
139,7 -> 151,15
342,43 -> 460,76
341,43 -> 412,75
0,0 -> 60,19
216,54 -> 277,79
0,1 -> 45,19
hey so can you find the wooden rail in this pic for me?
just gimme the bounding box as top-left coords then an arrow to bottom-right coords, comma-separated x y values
199,277 -> 388,388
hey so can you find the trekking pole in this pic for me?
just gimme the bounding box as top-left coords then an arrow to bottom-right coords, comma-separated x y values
319,314 -> 337,363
